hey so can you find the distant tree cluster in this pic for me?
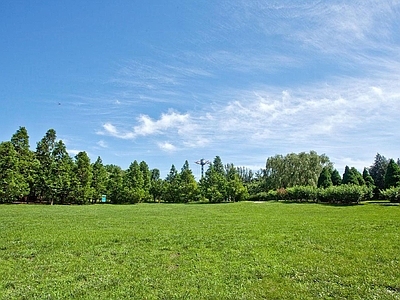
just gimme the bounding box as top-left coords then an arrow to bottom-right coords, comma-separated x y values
0,127 -> 247,204
1,127 -> 399,204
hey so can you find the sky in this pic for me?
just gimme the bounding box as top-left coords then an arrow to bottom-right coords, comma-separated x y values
1,0 -> 400,178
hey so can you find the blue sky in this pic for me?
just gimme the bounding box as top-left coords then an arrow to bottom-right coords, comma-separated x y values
1,1 -> 400,178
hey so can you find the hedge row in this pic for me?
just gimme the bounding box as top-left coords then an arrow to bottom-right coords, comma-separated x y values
249,185 -> 373,204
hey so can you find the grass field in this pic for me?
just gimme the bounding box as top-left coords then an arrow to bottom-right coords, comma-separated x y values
0,202 -> 399,299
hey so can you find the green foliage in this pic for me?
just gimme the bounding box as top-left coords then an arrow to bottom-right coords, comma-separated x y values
178,160 -> 199,203
149,168 -> 163,202
200,157 -> 231,202
286,186 -> 318,202
73,151 -> 93,204
105,165 -> 124,204
317,167 -> 332,188
362,167 -> 375,189
342,166 -> 365,186
318,185 -> 368,204
163,164 -> 180,203
380,186 -> 400,202
35,129 -> 57,203
123,160 -> 145,204
0,142 -> 29,202
226,164 -> 248,202
384,159 -> 400,188
330,169 -> 342,186
264,151 -> 332,190
91,157 -> 108,203
369,153 -> 388,190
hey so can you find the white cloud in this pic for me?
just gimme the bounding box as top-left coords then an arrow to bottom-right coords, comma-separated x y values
97,140 -> 108,148
134,111 -> 190,136
158,142 -> 177,152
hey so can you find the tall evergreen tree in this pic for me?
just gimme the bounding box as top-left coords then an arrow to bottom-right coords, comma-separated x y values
369,153 -> 388,190
384,159 -> 400,188
10,126 -> 39,201
200,156 -> 228,202
342,166 -> 364,185
91,156 -> 108,203
139,161 -> 152,202
330,169 -> 342,186
73,151 -> 93,204
51,140 -> 75,204
178,160 -> 199,203
123,160 -> 145,203
35,129 -> 57,203
362,168 -> 375,190
149,168 -> 163,202
317,167 -> 333,188
105,165 -> 124,203
163,164 -> 180,203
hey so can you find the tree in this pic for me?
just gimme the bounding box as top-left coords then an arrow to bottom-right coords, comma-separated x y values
226,164 -> 248,201
0,142 -> 29,203
384,159 -> 400,188
178,160 -> 199,203
342,166 -> 364,185
263,151 -> 332,190
139,161 -> 152,202
91,157 -> 107,203
317,167 -> 332,188
163,164 -> 180,203
10,126 -> 39,201
73,151 -> 93,204
362,168 -> 375,189
369,153 -> 388,190
105,165 -> 124,203
330,169 -> 342,186
35,129 -> 57,203
149,168 -> 163,202
51,140 -> 75,204
123,160 -> 145,203
200,156 -> 228,203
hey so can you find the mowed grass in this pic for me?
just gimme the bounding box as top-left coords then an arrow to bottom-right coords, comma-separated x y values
0,202 -> 399,299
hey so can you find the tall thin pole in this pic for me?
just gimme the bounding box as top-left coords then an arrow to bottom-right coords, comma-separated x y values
195,158 -> 210,178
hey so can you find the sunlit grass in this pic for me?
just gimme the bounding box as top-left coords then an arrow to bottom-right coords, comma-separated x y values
0,202 -> 399,299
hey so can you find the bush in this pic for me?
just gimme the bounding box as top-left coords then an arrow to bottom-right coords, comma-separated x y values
248,190 -> 277,201
380,187 -> 400,202
317,185 -> 368,204
286,186 -> 318,202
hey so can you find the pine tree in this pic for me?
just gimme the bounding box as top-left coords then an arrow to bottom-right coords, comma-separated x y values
317,167 -> 333,188
10,126 -> 39,201
73,151 -> 93,204
163,165 -> 180,203
330,169 -> 342,186
384,159 -> 400,188
123,160 -> 145,203
178,160 -> 199,203
369,153 -> 388,190
362,168 -> 375,189
91,157 -> 108,203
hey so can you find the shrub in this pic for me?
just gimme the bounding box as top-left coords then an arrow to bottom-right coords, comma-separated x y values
286,186 -> 318,202
317,185 -> 368,204
248,190 -> 277,201
380,187 -> 400,203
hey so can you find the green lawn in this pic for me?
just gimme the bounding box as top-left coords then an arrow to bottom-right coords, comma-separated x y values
0,202 -> 399,299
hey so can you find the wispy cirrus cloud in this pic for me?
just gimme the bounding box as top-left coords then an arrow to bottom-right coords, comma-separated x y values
91,0 -> 399,171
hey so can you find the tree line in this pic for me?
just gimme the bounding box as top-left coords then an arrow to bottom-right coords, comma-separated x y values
1,127 -> 399,204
